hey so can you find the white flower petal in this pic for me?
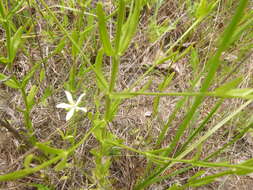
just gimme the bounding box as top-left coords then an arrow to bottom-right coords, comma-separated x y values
56,103 -> 72,109
76,107 -> 87,112
65,91 -> 74,104
66,108 -> 75,121
76,93 -> 86,105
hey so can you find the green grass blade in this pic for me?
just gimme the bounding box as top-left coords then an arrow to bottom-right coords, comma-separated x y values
38,0 -> 108,91
162,0 -> 249,157
0,156 -> 62,181
119,0 -> 143,54
134,100 -> 252,189
204,116 -> 253,161
115,0 -> 126,52
96,3 -> 115,56
146,116 -> 253,186
94,49 -> 109,92
178,100 -> 223,154
110,90 -> 253,100
153,72 -> 175,116
156,97 -> 187,148
178,100 -> 252,160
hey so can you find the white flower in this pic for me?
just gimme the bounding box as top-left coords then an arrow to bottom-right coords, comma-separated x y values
56,91 -> 87,121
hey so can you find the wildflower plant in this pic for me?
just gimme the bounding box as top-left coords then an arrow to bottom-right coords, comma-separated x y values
0,0 -> 252,189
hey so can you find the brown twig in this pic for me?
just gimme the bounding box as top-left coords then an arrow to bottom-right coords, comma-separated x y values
0,119 -> 32,148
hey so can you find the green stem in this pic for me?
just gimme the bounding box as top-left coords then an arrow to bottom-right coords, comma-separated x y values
20,88 -> 32,130
105,56 -> 120,121
20,88 -> 36,143
111,91 -> 253,100
109,55 -> 120,92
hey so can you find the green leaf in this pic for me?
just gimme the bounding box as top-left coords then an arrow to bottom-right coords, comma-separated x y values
24,154 -> 34,169
9,26 -> 23,63
159,72 -> 175,90
67,65 -> 77,92
139,78 -> 153,92
62,135 -> 74,141
188,170 -> 206,183
39,68 -> 46,82
31,184 -> 52,190
231,13 -> 253,46
153,72 -> 175,115
94,49 -> 109,92
6,0 -> 25,20
27,85 -> 38,109
5,79 -> 20,88
54,155 -> 68,171
188,171 -> 232,187
35,142 -> 64,155
189,177 -> 215,187
96,3 -> 114,56
0,1 -> 6,18
0,73 -> 20,89
52,38 -> 66,54
195,0 -> 212,19
39,87 -> 53,106
0,155 -> 62,181
70,29 -> 87,59
0,56 -> 9,64
235,158 -> 253,175
190,48 -> 199,73
167,184 -> 183,190
115,0 -> 126,52
71,30 -> 79,58
107,99 -> 122,121
119,0 -> 143,54
92,120 -> 106,142
225,88 -> 253,97
214,77 -> 242,93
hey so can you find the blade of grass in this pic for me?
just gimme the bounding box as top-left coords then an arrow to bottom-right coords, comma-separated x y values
96,3 -> 115,56
38,0 -> 109,91
134,99 -> 252,189
115,0 -> 126,52
144,116 -> 253,186
111,90 -> 253,100
119,0 -> 143,54
159,0 -> 249,158
177,99 -> 223,155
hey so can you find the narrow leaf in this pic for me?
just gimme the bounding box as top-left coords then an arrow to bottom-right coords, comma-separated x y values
36,142 -> 64,155
215,77 -> 242,93
119,0 -> 143,54
27,85 -> 38,109
115,0 -> 126,52
94,49 -> 109,92
24,154 -> 34,169
9,26 -> 23,63
0,73 -> 20,89
96,3 -> 114,56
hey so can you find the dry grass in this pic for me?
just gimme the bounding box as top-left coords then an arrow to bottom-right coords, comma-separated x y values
0,0 -> 253,189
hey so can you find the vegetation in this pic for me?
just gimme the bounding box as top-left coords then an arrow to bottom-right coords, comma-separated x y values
0,0 -> 252,189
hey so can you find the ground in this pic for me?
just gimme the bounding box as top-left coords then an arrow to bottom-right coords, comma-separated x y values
0,0 -> 253,189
